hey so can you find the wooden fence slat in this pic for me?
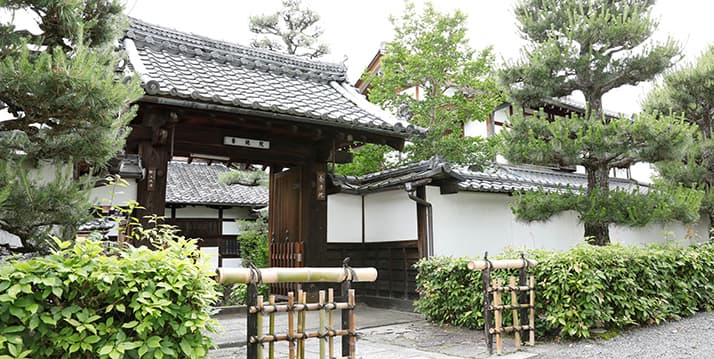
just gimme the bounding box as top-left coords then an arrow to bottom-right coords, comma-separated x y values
493,278 -> 503,355
510,277 -> 521,350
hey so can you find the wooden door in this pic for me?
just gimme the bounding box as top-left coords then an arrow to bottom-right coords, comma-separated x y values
269,168 -> 304,294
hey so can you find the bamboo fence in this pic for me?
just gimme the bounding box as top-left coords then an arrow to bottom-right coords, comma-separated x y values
471,253 -> 537,355
218,265 -> 375,359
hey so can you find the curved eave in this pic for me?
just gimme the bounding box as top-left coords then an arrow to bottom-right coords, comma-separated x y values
138,94 -> 414,143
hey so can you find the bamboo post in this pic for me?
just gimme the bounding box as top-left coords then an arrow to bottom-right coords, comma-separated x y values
247,282 -> 258,359
518,254 -> 529,342
493,278 -> 503,355
319,290 -> 326,359
268,295 -> 275,359
256,295 -> 264,359
509,277 -> 521,350
529,274 -> 535,346
482,254 -> 493,355
301,291 -> 307,359
348,289 -> 356,359
328,288 -> 335,359
288,291 -> 295,359
297,290 -> 305,359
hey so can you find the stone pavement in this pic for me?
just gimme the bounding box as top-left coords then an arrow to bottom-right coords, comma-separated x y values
208,304 -> 536,359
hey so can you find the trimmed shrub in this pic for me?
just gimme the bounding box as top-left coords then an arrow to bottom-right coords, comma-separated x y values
0,236 -> 219,358
415,243 -> 714,338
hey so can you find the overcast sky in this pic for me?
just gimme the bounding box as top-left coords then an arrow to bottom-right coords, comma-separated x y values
126,0 -> 713,116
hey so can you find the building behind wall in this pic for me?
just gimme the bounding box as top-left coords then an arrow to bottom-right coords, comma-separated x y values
326,157 -> 709,302
90,160 -> 269,270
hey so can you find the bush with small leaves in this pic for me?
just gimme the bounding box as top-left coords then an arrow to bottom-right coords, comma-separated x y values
0,229 -> 219,358
415,242 -> 714,338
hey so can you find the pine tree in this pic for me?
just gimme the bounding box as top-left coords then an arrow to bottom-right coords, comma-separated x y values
644,46 -> 714,234
0,0 -> 142,252
499,0 -> 697,245
354,1 -> 502,172
249,0 -> 329,59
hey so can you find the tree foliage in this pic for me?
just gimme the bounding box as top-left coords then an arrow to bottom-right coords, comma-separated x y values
0,232 -> 218,358
643,46 -> 714,232
0,1 -> 142,252
249,0 -> 329,59
350,1 -> 502,174
499,0 -> 686,245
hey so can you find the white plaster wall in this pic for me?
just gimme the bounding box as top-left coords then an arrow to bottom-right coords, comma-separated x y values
174,206 -> 219,218
222,221 -> 240,236
200,246 -> 219,272
90,181 -> 138,207
222,258 -> 243,268
493,107 -> 509,126
611,219 -> 709,247
426,187 -> 706,257
364,190 -> 416,242
327,193 -> 362,243
223,207 -> 252,219
511,211 -> 584,251
464,120 -> 488,138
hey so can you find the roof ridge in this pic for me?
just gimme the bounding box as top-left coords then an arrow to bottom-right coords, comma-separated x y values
125,17 -> 347,83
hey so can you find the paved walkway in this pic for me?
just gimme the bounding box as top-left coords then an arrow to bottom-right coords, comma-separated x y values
208,304 -> 529,359
209,305 -> 714,358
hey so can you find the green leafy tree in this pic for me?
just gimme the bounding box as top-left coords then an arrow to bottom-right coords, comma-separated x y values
249,0 -> 329,59
499,0 -> 695,245
352,1 -> 502,173
0,1 -> 142,252
644,46 -> 714,233
334,143 -> 392,176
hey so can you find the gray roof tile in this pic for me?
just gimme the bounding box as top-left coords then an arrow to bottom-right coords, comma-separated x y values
123,18 -> 420,138
331,156 -> 645,194
166,162 -> 268,207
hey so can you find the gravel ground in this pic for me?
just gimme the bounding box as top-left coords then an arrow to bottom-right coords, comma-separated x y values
531,311 -> 714,359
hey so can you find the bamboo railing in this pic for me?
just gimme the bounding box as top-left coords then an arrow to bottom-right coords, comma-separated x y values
217,263 -> 375,359
470,253 -> 537,355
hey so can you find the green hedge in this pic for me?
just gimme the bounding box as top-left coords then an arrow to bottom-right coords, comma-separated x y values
0,237 -> 219,358
415,243 -> 714,338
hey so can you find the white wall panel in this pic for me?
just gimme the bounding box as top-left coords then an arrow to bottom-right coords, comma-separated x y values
200,247 -> 219,272
364,190 -> 416,242
427,186 -> 705,257
327,194 -> 362,243
222,221 -> 240,236
175,206 -> 219,218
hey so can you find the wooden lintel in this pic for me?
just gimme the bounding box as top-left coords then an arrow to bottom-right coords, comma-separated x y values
439,181 -> 461,195
327,150 -> 353,164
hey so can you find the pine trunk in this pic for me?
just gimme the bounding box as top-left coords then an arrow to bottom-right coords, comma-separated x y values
583,92 -> 612,246
585,165 -> 611,245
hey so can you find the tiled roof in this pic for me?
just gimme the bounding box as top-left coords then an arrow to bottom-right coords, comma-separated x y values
122,18 -> 420,138
166,162 -> 268,207
457,164 -> 643,193
330,156 -> 463,194
331,156 -> 645,194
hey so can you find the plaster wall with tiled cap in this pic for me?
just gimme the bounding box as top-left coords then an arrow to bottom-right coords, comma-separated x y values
328,156 -> 709,252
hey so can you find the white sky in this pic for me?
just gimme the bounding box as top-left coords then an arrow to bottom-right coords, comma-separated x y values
124,0 -> 714,116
